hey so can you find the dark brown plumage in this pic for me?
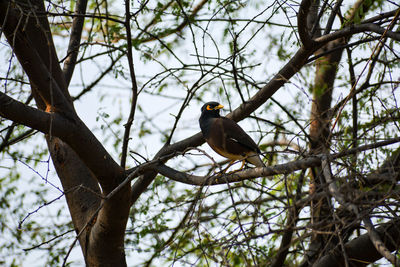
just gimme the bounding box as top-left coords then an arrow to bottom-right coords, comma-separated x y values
199,101 -> 265,169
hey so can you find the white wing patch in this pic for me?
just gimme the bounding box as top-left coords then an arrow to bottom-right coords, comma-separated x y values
228,137 -> 240,143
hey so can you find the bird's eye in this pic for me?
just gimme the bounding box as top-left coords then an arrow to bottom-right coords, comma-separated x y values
206,105 -> 213,110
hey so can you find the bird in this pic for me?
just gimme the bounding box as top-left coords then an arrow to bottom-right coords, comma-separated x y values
199,101 -> 265,171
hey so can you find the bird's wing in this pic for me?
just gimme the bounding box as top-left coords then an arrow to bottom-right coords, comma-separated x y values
220,117 -> 261,153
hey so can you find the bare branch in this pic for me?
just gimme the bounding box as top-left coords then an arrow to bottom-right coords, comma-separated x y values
62,0 -> 88,86
323,0 -> 343,35
322,157 -> 400,266
154,137 -> 400,186
314,219 -> 400,267
363,216 -> 400,266
0,92 -> 69,134
0,90 -> 125,193
316,22 -> 400,44
298,0 -> 317,49
0,1 -> 73,114
120,0 -> 138,168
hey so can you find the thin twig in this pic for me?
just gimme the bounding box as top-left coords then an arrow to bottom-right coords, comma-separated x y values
120,0 -> 139,168
23,229 -> 75,251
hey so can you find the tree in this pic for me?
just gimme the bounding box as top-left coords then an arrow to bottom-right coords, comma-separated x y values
0,0 -> 399,266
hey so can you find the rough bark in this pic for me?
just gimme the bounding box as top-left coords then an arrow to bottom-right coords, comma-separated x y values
0,1 -> 130,265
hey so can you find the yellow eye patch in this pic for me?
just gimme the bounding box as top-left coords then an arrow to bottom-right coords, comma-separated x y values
206,105 -> 213,110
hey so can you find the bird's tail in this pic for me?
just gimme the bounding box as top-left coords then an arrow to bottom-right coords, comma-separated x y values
247,152 -> 265,167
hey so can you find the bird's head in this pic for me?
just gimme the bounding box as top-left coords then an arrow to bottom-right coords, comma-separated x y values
200,101 -> 224,116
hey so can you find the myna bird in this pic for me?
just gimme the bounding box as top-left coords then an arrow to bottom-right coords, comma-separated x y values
199,101 -> 265,170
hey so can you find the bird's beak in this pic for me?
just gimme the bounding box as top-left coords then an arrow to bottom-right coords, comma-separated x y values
215,104 -> 224,109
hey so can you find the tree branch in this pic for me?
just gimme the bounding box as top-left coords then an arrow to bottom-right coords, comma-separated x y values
271,171 -> 305,267
322,157 -> 400,266
121,0 -> 138,168
316,22 -> 400,44
153,137 -> 400,186
63,0 -> 88,86
0,92 -> 70,134
130,12 -> 399,202
313,219 -> 400,267
136,0 -> 208,43
0,91 -> 124,192
298,0 -> 317,49
0,1 -> 73,115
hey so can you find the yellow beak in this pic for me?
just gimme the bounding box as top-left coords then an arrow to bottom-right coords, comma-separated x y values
215,104 -> 224,109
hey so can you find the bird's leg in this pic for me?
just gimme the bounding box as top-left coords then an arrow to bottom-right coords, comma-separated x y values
221,160 -> 246,175
220,160 -> 235,174
239,160 -> 246,170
